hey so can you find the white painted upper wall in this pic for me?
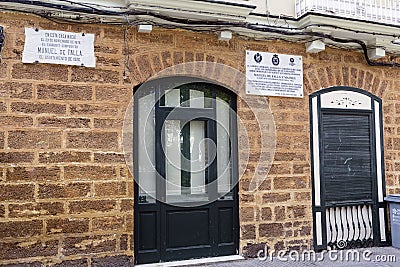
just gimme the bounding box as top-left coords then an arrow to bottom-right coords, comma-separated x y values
247,0 -> 295,17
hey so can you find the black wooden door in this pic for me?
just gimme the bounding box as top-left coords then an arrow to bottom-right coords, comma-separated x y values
134,79 -> 238,264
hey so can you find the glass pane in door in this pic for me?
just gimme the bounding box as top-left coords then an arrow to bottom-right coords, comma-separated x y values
217,93 -> 232,199
160,85 -> 212,108
165,120 -> 182,196
138,90 -> 156,203
165,120 -> 209,203
190,121 -> 206,194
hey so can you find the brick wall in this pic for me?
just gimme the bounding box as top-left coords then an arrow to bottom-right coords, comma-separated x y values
1,13 -> 133,266
0,11 -> 399,266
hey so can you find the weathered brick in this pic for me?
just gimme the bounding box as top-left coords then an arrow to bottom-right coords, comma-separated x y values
38,183 -> 91,199
95,45 -> 120,54
11,102 -> 66,114
0,115 -> 33,127
37,84 -> 93,100
0,82 -> 33,99
0,240 -> 58,260
9,202 -> 64,218
274,176 -> 308,190
38,117 -> 90,128
275,206 -> 285,220
12,63 -> 68,81
8,130 -> 62,149
152,54 -> 163,73
393,137 -> 400,150
64,166 -> 116,180
0,131 -> 4,149
176,33 -> 205,49
0,262 -> 41,267
96,55 -> 121,67
66,131 -> 118,150
299,226 -> 312,236
39,151 -> 91,163
69,200 -> 116,213
126,213 -> 133,231
287,205 -> 308,219
95,86 -> 131,103
136,32 -> 174,44
161,51 -> 172,68
261,207 -> 272,221
94,181 -> 126,197
259,223 -> 284,238
62,235 -> 116,256
120,234 -> 128,251
293,163 -> 309,174
0,184 -> 34,201
0,152 -> 34,163
130,234 -> 134,251
93,118 -> 123,129
46,218 -> 89,234
294,192 -> 311,201
53,259 -> 88,267
240,194 -> 254,203
70,103 -> 120,117
0,220 -> 42,238
94,152 -> 125,163
268,163 -> 291,175
242,243 -> 267,258
92,216 -> 124,232
0,102 -> 6,112
0,62 -> 7,79
240,207 -> 254,222
274,152 -> 306,161
6,166 -> 60,182
262,193 -> 291,203
0,204 -> 5,217
241,224 -> 256,239
293,135 -> 309,150
71,68 -> 120,84
92,255 -> 133,267
120,199 -> 133,212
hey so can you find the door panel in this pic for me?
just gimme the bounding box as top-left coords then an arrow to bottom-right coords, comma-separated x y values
166,209 -> 210,248
139,212 -> 158,250
218,208 -> 234,244
134,79 -> 238,264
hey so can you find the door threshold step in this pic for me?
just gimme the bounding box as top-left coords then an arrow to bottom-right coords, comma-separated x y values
136,255 -> 244,266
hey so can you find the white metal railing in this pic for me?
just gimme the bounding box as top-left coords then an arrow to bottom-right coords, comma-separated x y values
295,0 -> 400,26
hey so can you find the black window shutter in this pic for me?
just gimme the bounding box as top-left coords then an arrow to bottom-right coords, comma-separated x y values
321,113 -> 373,204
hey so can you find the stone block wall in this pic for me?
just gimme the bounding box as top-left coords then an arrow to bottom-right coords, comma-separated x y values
0,13 -> 133,266
0,11 -> 399,266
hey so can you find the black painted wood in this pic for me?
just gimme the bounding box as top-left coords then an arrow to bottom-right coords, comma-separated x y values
134,78 -> 238,264
310,86 -> 390,252
321,113 -> 373,203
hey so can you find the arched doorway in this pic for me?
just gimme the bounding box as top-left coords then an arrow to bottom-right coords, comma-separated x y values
133,77 -> 239,264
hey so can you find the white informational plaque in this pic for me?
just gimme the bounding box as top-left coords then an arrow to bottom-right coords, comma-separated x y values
246,50 -> 303,98
22,28 -> 95,67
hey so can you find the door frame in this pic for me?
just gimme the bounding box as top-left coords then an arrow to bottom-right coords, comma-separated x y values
133,76 -> 239,264
309,86 -> 390,251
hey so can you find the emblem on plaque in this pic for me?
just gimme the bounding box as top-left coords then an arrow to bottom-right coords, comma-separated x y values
272,54 -> 280,66
254,52 -> 262,63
